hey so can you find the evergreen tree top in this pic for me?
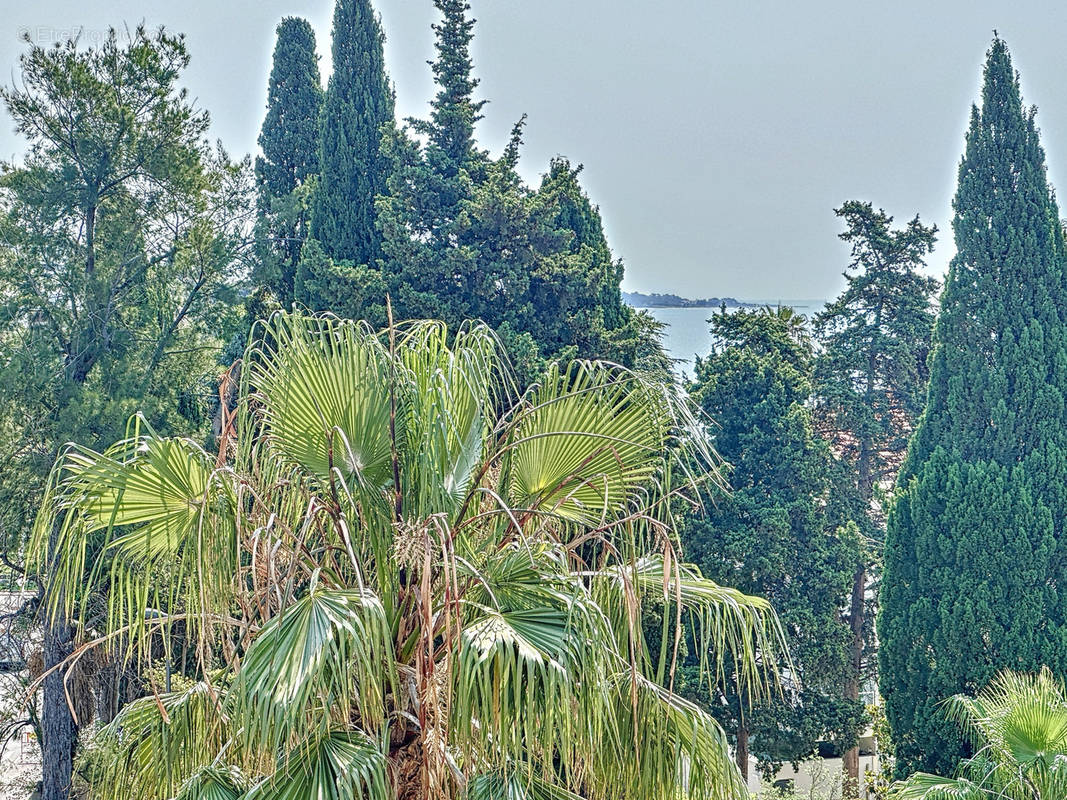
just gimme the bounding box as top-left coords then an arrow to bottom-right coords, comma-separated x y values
256,17 -> 322,199
321,0 -> 394,131
328,0 -> 390,92
420,0 -> 487,168
908,35 -> 1067,470
947,36 -> 1061,317
539,158 -> 608,257
311,0 -> 394,265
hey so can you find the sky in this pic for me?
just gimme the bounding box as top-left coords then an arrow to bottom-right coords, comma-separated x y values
3,1 -> 1067,302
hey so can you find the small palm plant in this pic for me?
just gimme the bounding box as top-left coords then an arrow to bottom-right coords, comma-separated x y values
31,312 -> 785,800
889,667 -> 1067,800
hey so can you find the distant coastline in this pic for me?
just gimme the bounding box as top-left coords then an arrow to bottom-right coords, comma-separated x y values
621,291 -> 757,309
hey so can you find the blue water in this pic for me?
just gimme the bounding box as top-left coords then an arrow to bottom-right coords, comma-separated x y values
639,300 -> 828,375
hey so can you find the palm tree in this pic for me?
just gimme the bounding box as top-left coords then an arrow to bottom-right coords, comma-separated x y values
30,312 -> 785,800
890,668 -> 1067,800
761,305 -> 809,344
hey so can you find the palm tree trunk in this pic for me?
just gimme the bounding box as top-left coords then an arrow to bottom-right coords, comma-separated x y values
42,519 -> 77,800
42,611 -> 74,800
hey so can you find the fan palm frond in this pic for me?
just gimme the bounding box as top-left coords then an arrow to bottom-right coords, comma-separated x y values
242,730 -> 390,800
232,584 -> 394,750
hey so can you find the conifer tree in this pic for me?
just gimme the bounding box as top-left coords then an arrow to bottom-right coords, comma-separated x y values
685,307 -> 863,781
531,158 -> 629,350
378,115 -> 526,331
879,37 -> 1067,778
376,1 -> 661,381
311,0 -> 394,265
415,0 -> 486,174
254,17 -> 323,306
813,201 -> 939,794
377,0 -> 488,328
0,28 -> 251,799
293,236 -> 387,323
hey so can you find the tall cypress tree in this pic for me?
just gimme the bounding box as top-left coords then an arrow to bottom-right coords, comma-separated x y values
311,0 -> 394,265
879,37 -> 1067,778
254,17 -> 323,307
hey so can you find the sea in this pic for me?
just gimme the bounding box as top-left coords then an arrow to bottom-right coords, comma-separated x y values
638,300 -> 829,375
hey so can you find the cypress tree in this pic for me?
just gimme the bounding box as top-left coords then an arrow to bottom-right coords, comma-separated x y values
879,37 -> 1067,778
254,17 -> 323,307
256,18 -> 321,201
535,158 -> 628,337
311,0 -> 394,265
293,236 -> 387,323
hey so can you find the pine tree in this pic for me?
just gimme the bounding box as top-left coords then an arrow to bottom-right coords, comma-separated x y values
812,201 -> 939,794
879,37 -> 1067,778
254,17 -> 323,307
685,307 -> 863,781
0,28 -> 251,799
311,0 -> 394,265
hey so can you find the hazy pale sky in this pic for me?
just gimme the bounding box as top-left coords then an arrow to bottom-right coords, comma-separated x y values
3,0 -> 1067,302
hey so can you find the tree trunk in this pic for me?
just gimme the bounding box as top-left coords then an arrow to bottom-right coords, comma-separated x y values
735,725 -> 749,782
842,564 -> 866,799
84,202 -> 96,277
42,611 -> 74,800
844,337 -> 879,799
42,521 -> 77,800
95,657 -> 118,726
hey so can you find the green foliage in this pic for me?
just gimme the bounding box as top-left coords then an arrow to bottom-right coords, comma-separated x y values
0,27 -> 251,797
376,119 -> 529,331
310,0 -> 394,267
528,158 -> 631,357
294,236 -> 388,321
0,24 -> 249,548
866,703 -> 895,800
684,307 -> 864,773
39,311 -> 787,800
376,4 -> 654,382
254,18 -> 323,307
814,201 -> 939,502
811,200 -> 939,789
244,731 -> 389,800
880,36 -> 1067,778
888,668 -> 1067,800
